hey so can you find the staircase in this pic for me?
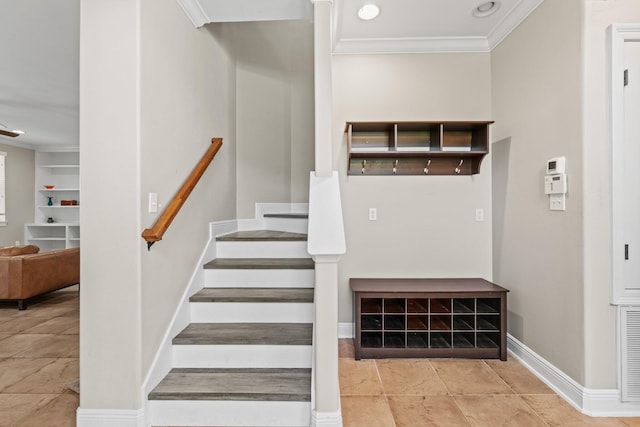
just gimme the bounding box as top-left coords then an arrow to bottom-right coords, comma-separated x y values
148,214 -> 314,426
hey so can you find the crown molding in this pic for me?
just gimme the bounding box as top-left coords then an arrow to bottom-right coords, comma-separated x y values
177,0 -> 313,27
176,0 -> 209,28
487,0 -> 544,49
333,36 -> 491,54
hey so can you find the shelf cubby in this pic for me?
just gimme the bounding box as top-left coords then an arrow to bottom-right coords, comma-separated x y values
361,315 -> 382,330
384,332 -> 406,348
384,298 -> 405,313
453,315 -> 475,330
407,332 -> 429,348
407,315 -> 428,330
362,298 -> 382,313
407,298 -> 428,313
351,278 -> 508,360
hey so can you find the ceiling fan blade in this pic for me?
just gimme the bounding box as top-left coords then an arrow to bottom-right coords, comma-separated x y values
0,128 -> 20,137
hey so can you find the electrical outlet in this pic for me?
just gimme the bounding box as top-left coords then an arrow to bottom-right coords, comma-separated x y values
369,208 -> 377,221
550,194 -> 566,211
475,208 -> 484,222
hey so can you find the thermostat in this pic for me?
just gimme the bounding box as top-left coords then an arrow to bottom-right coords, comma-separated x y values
544,174 -> 567,195
547,156 -> 566,174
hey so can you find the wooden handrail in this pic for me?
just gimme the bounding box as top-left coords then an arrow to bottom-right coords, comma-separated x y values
141,138 -> 223,249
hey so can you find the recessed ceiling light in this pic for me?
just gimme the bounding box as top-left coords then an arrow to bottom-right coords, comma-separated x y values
358,4 -> 380,21
472,1 -> 500,17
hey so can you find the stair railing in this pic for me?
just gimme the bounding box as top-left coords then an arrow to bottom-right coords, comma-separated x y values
141,138 -> 223,250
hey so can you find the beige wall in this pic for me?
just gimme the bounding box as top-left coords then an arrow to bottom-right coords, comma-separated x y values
491,0 -> 585,383
139,4 -> 237,375
582,0 -> 640,389
79,0 -> 236,410
232,21 -> 314,218
0,143 -> 34,246
333,53 -> 493,323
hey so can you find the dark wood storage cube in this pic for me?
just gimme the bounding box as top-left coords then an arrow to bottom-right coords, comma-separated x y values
351,278 -> 508,360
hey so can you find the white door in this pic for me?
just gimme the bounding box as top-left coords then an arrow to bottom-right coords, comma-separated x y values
612,26 -> 640,305
611,25 -> 640,402
621,41 -> 640,293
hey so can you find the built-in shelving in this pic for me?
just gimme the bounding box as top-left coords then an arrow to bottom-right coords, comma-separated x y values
351,278 -> 508,360
24,149 -> 80,252
346,121 -> 493,175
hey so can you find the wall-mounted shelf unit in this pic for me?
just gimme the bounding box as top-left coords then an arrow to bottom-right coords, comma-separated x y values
346,121 -> 493,175
25,150 -> 80,251
350,278 -> 508,360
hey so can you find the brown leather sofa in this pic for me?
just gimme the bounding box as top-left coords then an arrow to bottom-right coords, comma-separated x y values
0,246 -> 80,309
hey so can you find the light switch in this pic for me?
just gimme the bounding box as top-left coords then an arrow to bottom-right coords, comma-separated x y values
475,208 -> 484,222
149,192 -> 158,213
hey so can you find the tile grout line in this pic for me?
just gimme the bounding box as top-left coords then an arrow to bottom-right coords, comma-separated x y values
373,359 -> 398,427
429,359 -> 474,427
481,359 -> 551,427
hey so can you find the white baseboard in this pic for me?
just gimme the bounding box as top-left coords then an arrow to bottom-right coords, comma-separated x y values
338,323 -> 353,339
507,334 -> 585,410
311,410 -> 343,427
76,408 -> 145,427
507,334 -> 640,416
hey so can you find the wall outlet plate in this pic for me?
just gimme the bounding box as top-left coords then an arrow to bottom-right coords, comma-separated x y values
550,194 -> 566,211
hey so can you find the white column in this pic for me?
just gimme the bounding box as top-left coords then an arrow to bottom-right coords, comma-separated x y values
308,172 -> 345,426
78,0 -> 143,423
313,256 -> 340,410
312,0 -> 333,177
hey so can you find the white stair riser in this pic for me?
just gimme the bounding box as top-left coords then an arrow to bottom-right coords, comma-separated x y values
216,241 -> 309,258
149,400 -> 310,427
190,302 -> 313,323
263,217 -> 308,234
173,345 -> 312,368
204,269 -> 315,288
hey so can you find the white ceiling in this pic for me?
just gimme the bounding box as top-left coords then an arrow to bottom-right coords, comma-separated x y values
332,0 -> 544,53
0,0 -> 542,149
0,0 -> 79,150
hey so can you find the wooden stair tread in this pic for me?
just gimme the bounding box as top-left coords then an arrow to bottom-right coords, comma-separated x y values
149,368 -> 311,402
203,258 -> 314,270
191,288 -> 313,303
216,230 -> 307,242
173,323 -> 312,345
263,213 -> 308,219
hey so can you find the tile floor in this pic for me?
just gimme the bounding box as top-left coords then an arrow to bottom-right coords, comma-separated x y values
2,288 -> 640,427
339,339 -> 640,426
0,285 -> 79,427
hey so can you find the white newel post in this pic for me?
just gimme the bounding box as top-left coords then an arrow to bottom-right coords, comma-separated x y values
312,255 -> 341,424
308,172 -> 345,426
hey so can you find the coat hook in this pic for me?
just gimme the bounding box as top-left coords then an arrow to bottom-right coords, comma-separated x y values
455,159 -> 464,174
362,159 -> 367,174
424,159 -> 431,174
393,159 -> 398,174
